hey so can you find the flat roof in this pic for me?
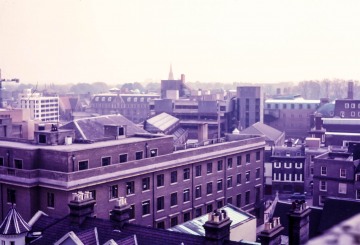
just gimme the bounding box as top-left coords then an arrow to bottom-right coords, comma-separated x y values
265,99 -> 320,104
323,118 -> 360,125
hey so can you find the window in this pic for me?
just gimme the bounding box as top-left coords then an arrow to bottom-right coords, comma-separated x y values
7,189 -> 16,204
195,185 -> 202,198
0,157 -> 3,166
357,190 -> 360,200
14,159 -> 23,169
206,182 -> 213,194
126,181 -> 135,195
129,204 -> 135,219
217,200 -> 223,209
274,162 -> 281,168
171,171 -> 177,183
351,111 -> 356,117
256,168 -> 260,179
47,192 -> 55,208
207,162 -> 213,174
295,162 -> 302,169
340,169 -> 346,178
118,127 -> 124,136
119,154 -> 128,163
206,204 -> 213,213
150,149 -> 158,157
285,162 -> 292,168
157,174 -> 164,187
39,134 -> 46,143
135,151 -> 143,160
157,196 -> 164,211
195,165 -> 202,177
142,177 -> 150,191
170,216 -> 178,227
246,154 -> 250,164
339,183 -> 347,194
102,157 -> 111,166
142,200 -> 150,215
356,174 -> 360,182
245,191 -> 250,205
183,189 -> 190,202
79,160 -> 88,171
217,179 -> 223,191
245,171 -> 250,182
351,103 -> 356,108
227,197 -> 233,204
237,156 -> 242,166
195,208 -> 202,217
320,181 -> 327,191
109,185 -> 118,199
321,166 -> 327,176
183,212 -> 191,222
236,174 -> 242,185
217,160 -> 223,171
227,176 -> 233,188
183,168 -> 190,180
236,194 -> 242,207
171,192 -> 178,206
256,151 -> 261,161
227,158 -> 233,169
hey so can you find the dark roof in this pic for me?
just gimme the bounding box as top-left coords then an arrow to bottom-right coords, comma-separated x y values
240,122 -> 284,143
30,214 -> 255,245
0,206 -> 30,235
60,114 -> 147,141
76,228 -> 98,245
318,197 -> 360,233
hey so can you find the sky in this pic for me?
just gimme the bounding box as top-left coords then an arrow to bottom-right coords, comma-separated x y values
0,0 -> 360,84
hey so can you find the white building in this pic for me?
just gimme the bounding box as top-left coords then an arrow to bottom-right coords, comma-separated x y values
18,89 -> 59,122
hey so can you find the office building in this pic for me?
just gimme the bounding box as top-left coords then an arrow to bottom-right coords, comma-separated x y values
0,114 -> 265,229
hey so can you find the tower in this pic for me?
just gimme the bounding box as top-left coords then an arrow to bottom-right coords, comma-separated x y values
168,64 -> 174,80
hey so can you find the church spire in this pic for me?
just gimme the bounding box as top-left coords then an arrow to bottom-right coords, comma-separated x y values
168,64 -> 174,80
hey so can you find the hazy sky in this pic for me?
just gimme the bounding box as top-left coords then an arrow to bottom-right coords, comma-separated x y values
1,0 -> 360,84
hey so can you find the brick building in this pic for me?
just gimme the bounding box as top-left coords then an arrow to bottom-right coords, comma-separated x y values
90,93 -> 159,123
271,141 -> 306,194
0,115 -> 265,229
313,143 -> 360,207
264,96 -> 321,138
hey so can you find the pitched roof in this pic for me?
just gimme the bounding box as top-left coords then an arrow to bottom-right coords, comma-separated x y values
239,122 -> 284,143
0,206 -> 30,235
60,114 -> 148,141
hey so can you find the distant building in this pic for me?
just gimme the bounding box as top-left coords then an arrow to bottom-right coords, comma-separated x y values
18,89 -> 59,122
264,96 -> 321,138
90,93 -> 159,123
235,86 -> 263,130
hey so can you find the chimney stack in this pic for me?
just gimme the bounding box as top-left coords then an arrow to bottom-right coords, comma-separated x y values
110,197 -> 132,228
287,200 -> 311,245
258,217 -> 284,245
203,209 -> 232,245
198,123 -> 208,142
348,81 -> 354,99
68,191 -> 96,225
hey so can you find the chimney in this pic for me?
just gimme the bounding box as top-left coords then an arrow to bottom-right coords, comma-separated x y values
110,197 -> 132,228
287,200 -> 311,245
285,139 -> 292,147
203,209 -> 232,245
181,74 -> 185,83
258,217 -> 284,245
68,191 -> 96,225
348,81 -> 354,99
314,115 -> 323,130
